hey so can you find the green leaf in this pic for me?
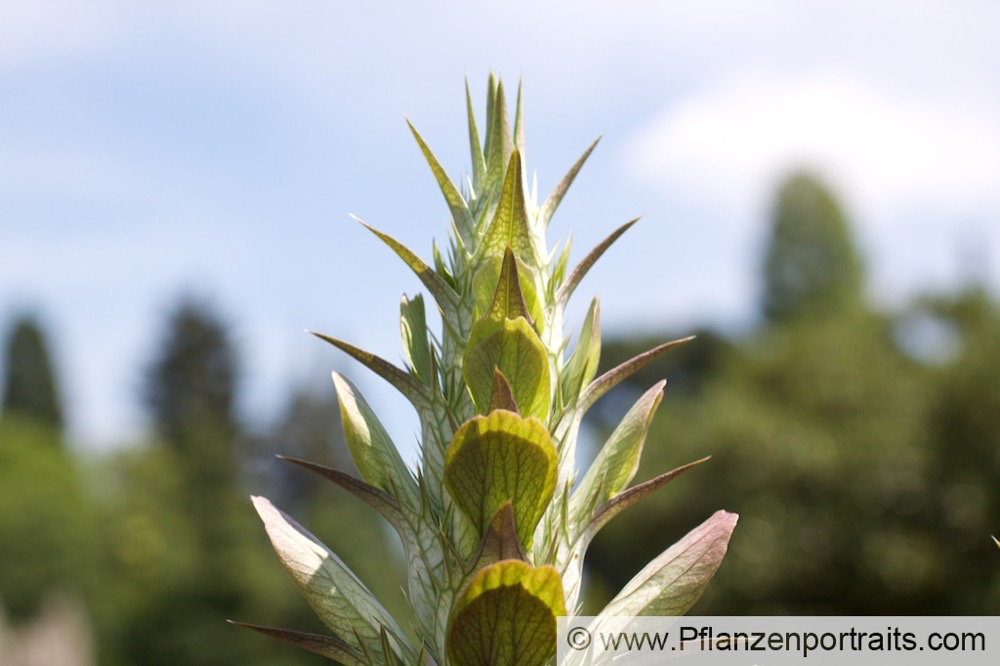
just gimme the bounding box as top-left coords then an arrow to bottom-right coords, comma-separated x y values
447,560 -> 566,666
556,458 -> 711,609
432,239 -> 456,289
400,294 -> 432,383
251,496 -> 415,662
484,79 -> 513,191
579,336 -> 693,414
483,73 -> 498,161
484,247 -> 531,325
556,218 -> 638,309
513,79 -> 526,152
472,254 -> 544,332
480,152 -> 533,262
444,410 -> 557,548
600,510 -> 738,617
548,234 -> 572,297
277,455 -> 406,533
355,219 -> 459,317
466,78 -> 487,189
463,317 -> 551,421
471,501 -> 528,569
407,120 -> 472,237
488,368 -> 520,415
585,457 -> 710,541
571,381 -> 664,520
229,621 -> 368,665
539,136 -> 601,227
560,297 -> 601,407
312,332 -> 428,409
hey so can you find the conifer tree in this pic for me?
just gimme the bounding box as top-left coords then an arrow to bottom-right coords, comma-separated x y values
1,315 -> 64,432
762,172 -> 865,321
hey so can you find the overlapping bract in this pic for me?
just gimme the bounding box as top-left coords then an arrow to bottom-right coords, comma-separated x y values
243,76 -> 737,666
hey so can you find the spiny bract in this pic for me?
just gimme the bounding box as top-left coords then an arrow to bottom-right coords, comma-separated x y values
238,76 -> 738,666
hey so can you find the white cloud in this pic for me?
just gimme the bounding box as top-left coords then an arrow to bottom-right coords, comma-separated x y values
624,69 -> 1000,223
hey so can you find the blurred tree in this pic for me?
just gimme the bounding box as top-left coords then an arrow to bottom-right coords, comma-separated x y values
920,288 -> 1000,610
0,315 -> 100,624
98,296 -> 328,666
0,416 -> 101,621
584,172 -> 999,615
762,172 -> 865,321
143,298 -> 238,462
1,315 -> 63,432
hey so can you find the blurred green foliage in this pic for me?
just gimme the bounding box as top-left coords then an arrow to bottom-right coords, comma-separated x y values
584,173 -> 1000,615
0,415 -> 101,620
0,299 -> 401,665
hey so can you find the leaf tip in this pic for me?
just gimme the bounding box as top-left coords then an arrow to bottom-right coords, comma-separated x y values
249,495 -> 272,516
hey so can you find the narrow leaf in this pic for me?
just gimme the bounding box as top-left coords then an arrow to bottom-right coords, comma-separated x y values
229,622 -> 367,665
277,455 -> 405,531
432,239 -> 455,289
480,151 -> 534,261
485,79 -> 513,190
472,501 -> 528,568
407,120 -> 471,233
579,336 -> 694,414
560,297 -> 601,407
463,317 -> 551,421
444,410 -> 557,549
549,233 -> 572,296
483,73 -> 498,159
448,561 -> 566,666
513,79 -> 526,151
488,368 -> 520,415
600,510 -> 739,617
586,457 -> 710,540
571,381 -> 664,520
329,374 -> 417,506
400,294 -> 431,383
356,219 -> 459,314
312,332 -> 427,408
251,496 -> 415,662
540,136 -> 601,227
556,218 -> 638,308
466,78 -> 487,188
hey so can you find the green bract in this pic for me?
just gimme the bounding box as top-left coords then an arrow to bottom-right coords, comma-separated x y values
242,76 -> 738,666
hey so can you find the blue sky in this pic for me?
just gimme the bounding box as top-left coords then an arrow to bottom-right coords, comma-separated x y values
2,1 -> 999,451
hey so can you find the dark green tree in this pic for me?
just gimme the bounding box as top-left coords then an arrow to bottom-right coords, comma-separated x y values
99,296 -> 328,666
762,171 -> 865,321
1,315 -> 63,431
920,288 -> 1000,610
144,298 -> 238,452
584,174 -> 1000,615
0,315 -> 100,622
